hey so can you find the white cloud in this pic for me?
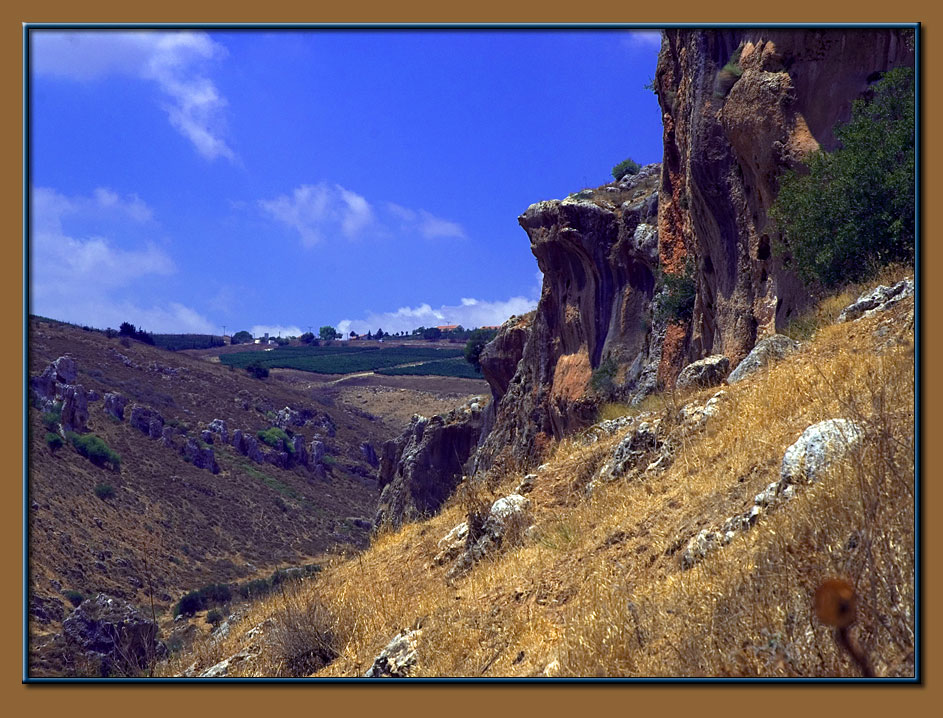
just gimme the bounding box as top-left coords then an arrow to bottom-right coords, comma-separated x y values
336,294 -> 538,337
30,186 -> 215,333
31,30 -> 234,161
386,203 -> 467,240
259,186 -> 468,248
259,183 -> 377,247
250,324 -> 304,338
621,31 -> 663,50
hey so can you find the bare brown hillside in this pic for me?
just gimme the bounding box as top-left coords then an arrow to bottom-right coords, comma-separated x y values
26,318 -> 477,676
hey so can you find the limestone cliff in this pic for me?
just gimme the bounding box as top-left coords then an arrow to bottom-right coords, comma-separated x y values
474,167 -> 662,470
374,405 -> 486,529
655,28 -> 914,381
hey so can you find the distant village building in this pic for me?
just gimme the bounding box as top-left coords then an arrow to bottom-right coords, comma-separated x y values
436,325 -> 460,332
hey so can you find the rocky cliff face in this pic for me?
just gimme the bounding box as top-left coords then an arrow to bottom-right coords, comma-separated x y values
474,167 -> 663,470
655,28 -> 914,381
469,29 -> 915,473
375,404 -> 487,529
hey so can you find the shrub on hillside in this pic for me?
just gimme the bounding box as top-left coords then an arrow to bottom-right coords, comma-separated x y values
257,426 -> 293,453
93,483 -> 116,501
246,362 -> 269,379
612,157 -> 641,181
268,593 -> 342,677
770,66 -> 915,287
463,328 -> 498,373
205,608 -> 224,627
63,589 -> 84,607
45,432 -> 63,451
68,432 -> 121,470
175,591 -> 204,617
42,407 -> 62,432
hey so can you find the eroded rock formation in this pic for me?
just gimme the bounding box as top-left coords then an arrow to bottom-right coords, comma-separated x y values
375,407 -> 486,529
474,167 -> 663,470
655,29 -> 914,381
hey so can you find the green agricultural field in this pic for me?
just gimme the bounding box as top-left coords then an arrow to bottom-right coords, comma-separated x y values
376,357 -> 483,379
219,344 -> 465,375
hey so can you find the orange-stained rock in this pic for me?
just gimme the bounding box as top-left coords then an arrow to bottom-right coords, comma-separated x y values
655,29 -> 914,366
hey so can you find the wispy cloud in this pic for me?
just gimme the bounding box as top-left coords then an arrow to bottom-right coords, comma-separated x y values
31,30 -> 235,161
620,31 -> 663,50
30,186 -> 216,333
386,203 -> 467,240
335,270 -> 542,338
259,183 -> 377,247
259,183 -> 468,247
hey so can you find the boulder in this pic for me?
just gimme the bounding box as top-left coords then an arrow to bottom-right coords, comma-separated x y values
275,406 -> 304,430
264,451 -> 290,469
184,438 -> 220,474
309,439 -> 326,465
60,384 -> 89,433
197,650 -> 255,678
675,355 -> 730,391
604,420 -> 662,480
727,335 -> 800,384
243,434 -> 265,464
446,493 -> 532,580
679,390 -> 727,427
364,627 -> 422,678
200,430 -> 214,444
161,426 -> 176,449
129,405 -> 163,438
781,419 -> 864,485
52,355 -> 77,384
291,435 -> 308,467
61,593 -> 165,677
837,278 -> 915,323
29,365 -> 58,409
207,419 -> 229,443
103,392 -> 127,421
29,593 -> 65,624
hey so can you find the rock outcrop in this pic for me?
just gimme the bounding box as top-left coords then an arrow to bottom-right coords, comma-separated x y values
183,438 -> 220,474
103,392 -> 128,421
474,167 -> 663,471
837,278 -> 915,323
129,405 -> 164,439
29,355 -> 89,433
364,627 -> 422,678
61,593 -> 165,676
435,493 -> 532,581
727,334 -> 799,383
375,407 -> 486,529
675,354 -> 730,391
781,418 -> 864,485
654,29 -> 915,382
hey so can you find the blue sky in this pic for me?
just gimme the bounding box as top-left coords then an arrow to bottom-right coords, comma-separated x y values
29,28 -> 664,338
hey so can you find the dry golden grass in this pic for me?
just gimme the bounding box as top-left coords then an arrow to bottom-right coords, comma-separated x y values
160,282 -> 914,679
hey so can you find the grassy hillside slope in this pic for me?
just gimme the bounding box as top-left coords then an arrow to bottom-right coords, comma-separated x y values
27,318 -> 392,675
160,276 -> 914,678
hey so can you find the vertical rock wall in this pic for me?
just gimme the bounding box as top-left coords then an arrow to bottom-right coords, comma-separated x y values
655,28 -> 914,381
